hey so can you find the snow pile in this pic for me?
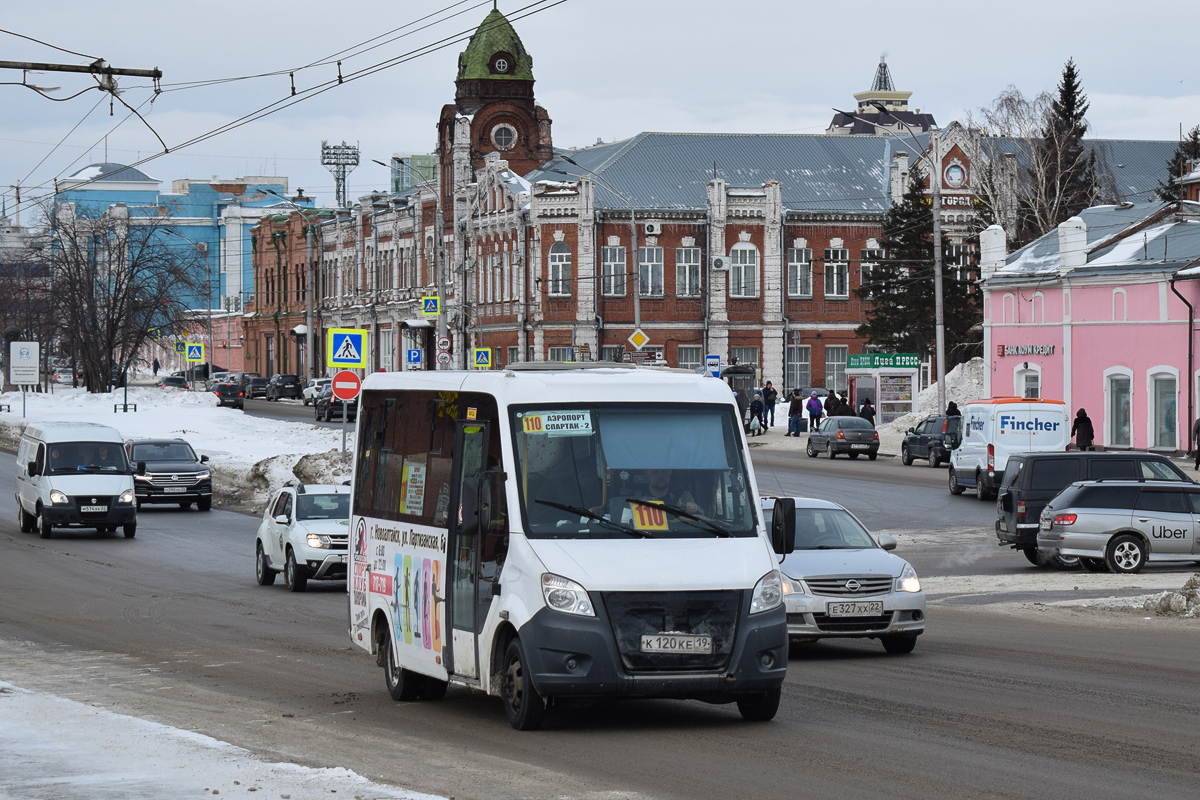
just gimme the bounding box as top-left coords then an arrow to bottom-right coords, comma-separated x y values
0,386 -> 350,512
875,357 -> 987,454
1142,573 -> 1200,618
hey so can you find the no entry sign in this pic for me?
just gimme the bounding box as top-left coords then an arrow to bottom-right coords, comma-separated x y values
332,370 -> 362,401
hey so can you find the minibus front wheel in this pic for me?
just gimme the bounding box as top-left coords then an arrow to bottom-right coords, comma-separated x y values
502,638 -> 546,731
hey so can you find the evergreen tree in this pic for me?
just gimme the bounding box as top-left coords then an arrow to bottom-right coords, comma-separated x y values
1156,125 -> 1200,202
855,173 -> 979,368
1018,58 -> 1095,245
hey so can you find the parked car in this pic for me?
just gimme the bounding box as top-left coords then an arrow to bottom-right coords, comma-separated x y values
265,373 -> 303,401
901,415 -> 962,468
302,377 -> 331,406
246,376 -> 269,398
997,451 -> 1192,569
254,482 -> 351,592
806,415 -> 879,460
1039,479 -> 1200,574
314,382 -> 357,422
158,376 -> 189,389
213,381 -> 245,410
762,496 -> 925,653
125,438 -> 213,511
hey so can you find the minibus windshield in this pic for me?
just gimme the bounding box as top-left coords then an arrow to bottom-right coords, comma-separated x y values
47,441 -> 129,473
513,404 -> 758,539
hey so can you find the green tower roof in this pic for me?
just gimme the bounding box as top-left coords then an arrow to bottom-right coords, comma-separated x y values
457,8 -> 534,81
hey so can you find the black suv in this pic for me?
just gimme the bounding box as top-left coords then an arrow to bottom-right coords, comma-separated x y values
315,383 -> 357,422
213,380 -> 245,409
996,451 -> 1191,569
900,415 -> 962,468
265,374 -> 302,401
126,438 -> 213,511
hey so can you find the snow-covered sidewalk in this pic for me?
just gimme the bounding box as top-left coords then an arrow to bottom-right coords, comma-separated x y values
0,680 -> 439,800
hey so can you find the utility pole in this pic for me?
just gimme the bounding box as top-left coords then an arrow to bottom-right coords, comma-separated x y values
0,59 -> 162,83
7,184 -> 20,226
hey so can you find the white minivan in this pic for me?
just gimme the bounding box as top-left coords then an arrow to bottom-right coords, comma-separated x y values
347,364 -> 793,730
15,422 -> 138,538
949,398 -> 1070,500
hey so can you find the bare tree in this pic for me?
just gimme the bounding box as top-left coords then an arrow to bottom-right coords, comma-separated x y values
46,202 -> 200,392
0,228 -> 56,388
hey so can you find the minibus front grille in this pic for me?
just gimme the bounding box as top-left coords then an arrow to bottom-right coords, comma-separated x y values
74,496 -> 115,519
601,590 -> 739,673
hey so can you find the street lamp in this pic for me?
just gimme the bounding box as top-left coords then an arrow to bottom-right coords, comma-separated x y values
552,156 -> 641,331
833,106 -> 947,413
264,188 -> 316,380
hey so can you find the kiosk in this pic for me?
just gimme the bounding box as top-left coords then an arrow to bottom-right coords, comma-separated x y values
846,353 -> 920,425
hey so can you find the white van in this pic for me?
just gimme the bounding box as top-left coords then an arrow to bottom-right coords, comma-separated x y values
15,422 -> 138,538
347,364 -> 792,730
949,398 -> 1070,500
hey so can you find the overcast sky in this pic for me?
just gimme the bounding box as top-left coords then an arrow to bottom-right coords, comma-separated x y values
2,0 -> 1195,213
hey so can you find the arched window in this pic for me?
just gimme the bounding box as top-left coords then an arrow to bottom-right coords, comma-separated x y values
1147,366 -> 1179,449
548,242 -> 571,296
1013,362 -> 1041,399
1103,367 -> 1134,448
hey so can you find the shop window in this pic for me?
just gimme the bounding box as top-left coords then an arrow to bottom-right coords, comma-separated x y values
1107,372 -> 1132,447
1151,373 -> 1178,448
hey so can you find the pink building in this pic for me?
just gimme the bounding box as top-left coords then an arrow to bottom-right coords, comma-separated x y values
980,201 -> 1200,452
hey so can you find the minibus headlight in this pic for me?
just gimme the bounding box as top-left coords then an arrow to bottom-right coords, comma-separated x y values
118,489 -> 135,505
750,570 -> 783,614
541,573 -> 594,617
896,563 -> 922,594
49,489 -> 69,505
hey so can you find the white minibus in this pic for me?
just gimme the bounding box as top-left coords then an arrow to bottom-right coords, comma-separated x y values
347,364 -> 793,729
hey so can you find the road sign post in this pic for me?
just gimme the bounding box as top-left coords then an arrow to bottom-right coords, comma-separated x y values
332,370 -> 362,457
10,341 -> 39,418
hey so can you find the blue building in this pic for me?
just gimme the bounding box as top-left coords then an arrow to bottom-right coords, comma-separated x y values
55,163 -> 312,315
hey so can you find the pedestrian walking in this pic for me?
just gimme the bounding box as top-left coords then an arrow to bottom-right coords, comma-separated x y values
1192,416 -> 1200,470
749,393 -> 765,436
152,357 -> 160,377
786,389 -> 803,436
762,382 -> 778,429
858,398 -> 876,426
1071,408 -> 1095,451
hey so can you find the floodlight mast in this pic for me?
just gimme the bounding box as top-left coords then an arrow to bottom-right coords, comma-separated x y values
321,141 -> 360,209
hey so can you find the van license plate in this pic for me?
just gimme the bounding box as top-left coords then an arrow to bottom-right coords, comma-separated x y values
164,487 -> 186,494
827,601 -> 883,617
80,505 -> 107,513
641,634 -> 713,654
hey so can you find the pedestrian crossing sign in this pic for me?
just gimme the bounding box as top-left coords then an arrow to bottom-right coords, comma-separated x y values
472,348 -> 492,369
185,343 -> 205,363
174,341 -> 186,354
326,328 -> 368,369
421,296 -> 440,316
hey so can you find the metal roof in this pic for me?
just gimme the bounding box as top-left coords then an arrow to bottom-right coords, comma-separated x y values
527,132 -> 929,215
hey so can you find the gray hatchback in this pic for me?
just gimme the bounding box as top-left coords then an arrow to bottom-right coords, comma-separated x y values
806,416 -> 879,460
1038,479 -> 1200,573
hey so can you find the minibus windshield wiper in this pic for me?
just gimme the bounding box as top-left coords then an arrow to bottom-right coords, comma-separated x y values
625,498 -> 731,538
533,499 -> 652,538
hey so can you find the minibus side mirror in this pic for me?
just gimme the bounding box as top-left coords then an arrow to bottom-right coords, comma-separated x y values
137,461 -> 147,476
27,460 -> 39,477
771,497 -> 796,555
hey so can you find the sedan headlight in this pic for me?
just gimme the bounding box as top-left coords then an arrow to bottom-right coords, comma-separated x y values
306,533 -> 332,549
49,489 -> 69,505
118,489 -> 135,504
781,576 -> 807,596
896,562 -> 922,594
541,573 -> 594,616
750,570 -> 783,614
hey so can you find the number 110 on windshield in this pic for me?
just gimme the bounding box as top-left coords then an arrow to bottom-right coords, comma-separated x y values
633,502 -> 668,530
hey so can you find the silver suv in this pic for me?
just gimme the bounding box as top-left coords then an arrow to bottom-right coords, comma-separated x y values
1038,480 -> 1200,573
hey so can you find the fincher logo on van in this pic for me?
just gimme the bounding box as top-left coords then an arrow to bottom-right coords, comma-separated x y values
999,415 -> 1061,434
